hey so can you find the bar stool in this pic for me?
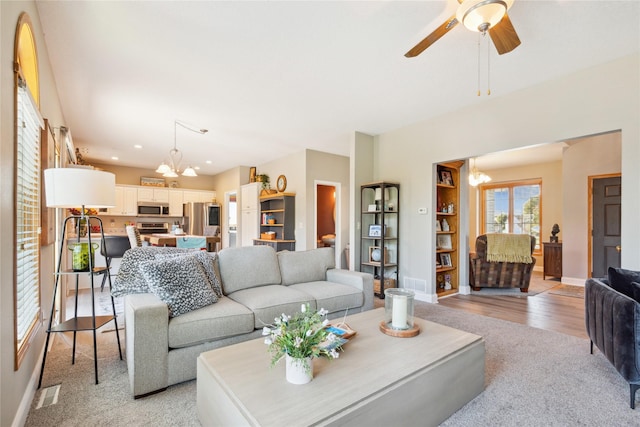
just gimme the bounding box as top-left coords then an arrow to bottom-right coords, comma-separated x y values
100,235 -> 131,292
126,225 -> 142,248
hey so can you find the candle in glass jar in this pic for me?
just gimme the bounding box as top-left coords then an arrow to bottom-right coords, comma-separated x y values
392,294 -> 408,329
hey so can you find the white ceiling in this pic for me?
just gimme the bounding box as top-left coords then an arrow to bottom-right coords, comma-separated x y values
35,1 -> 640,176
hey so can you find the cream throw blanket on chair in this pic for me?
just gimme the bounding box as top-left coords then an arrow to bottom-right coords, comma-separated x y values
486,233 -> 533,263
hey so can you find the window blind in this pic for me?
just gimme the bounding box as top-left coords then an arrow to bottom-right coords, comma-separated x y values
16,79 -> 43,353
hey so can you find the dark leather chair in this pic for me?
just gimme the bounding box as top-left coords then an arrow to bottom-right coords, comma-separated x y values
585,276 -> 640,408
469,234 -> 536,292
99,236 -> 131,291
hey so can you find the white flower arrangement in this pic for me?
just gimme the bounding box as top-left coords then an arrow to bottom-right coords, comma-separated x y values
263,303 -> 341,366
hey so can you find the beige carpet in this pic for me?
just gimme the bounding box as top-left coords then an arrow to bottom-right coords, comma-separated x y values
27,302 -> 639,426
469,275 -> 557,296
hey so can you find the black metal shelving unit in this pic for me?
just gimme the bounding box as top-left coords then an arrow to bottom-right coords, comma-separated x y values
360,182 -> 400,298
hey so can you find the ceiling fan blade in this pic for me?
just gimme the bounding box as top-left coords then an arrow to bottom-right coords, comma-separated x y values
489,13 -> 521,55
405,15 -> 458,58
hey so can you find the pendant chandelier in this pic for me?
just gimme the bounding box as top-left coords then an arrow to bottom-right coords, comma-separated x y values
156,120 -> 208,177
468,157 -> 491,187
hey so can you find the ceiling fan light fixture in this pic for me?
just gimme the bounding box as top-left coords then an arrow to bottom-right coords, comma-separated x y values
456,0 -> 513,33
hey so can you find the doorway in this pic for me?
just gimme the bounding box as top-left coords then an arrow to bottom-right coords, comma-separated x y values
315,181 -> 341,267
590,175 -> 622,277
225,191 -> 238,249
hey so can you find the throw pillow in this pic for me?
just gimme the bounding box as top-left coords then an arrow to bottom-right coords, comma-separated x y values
607,267 -> 640,299
111,247 -> 194,297
155,251 -> 224,298
139,256 -> 218,317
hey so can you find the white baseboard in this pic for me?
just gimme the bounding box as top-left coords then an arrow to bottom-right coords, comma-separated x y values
561,276 -> 586,286
413,291 -> 438,304
12,340 -> 47,427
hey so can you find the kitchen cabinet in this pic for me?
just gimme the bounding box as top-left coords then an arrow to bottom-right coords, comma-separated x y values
169,190 -> 184,216
183,190 -> 216,203
360,182 -> 399,298
109,185 -> 137,216
138,187 -> 169,203
240,183 -> 260,247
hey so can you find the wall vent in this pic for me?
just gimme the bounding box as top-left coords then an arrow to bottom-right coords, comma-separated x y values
404,277 -> 427,293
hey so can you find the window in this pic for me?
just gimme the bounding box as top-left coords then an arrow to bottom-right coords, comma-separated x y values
14,13 -> 43,369
481,179 -> 541,252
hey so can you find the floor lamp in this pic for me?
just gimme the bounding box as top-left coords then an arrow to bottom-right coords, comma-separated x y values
38,168 -> 122,388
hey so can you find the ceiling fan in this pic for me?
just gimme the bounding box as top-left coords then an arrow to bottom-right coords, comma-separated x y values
405,0 -> 521,58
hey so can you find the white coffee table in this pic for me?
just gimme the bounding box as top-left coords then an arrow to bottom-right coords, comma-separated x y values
197,308 -> 484,426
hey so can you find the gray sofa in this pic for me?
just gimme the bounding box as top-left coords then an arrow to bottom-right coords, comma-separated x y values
121,245 -> 374,398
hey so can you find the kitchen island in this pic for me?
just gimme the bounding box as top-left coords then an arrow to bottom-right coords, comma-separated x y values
143,233 -> 220,252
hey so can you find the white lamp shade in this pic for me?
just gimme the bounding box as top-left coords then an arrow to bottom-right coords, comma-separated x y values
44,168 -> 116,208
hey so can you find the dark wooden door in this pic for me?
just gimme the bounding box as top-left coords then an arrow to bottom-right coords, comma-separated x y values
592,176 -> 621,277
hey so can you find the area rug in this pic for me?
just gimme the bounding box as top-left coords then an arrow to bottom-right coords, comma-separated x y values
27,303 -> 639,426
470,287 -> 539,296
548,284 -> 585,298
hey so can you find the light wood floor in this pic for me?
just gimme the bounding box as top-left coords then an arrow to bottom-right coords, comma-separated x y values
437,271 -> 587,339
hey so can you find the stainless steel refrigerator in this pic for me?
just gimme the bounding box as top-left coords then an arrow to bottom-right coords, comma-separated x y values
183,202 -> 221,235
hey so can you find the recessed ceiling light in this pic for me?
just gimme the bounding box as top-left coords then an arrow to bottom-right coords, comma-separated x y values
111,156 -> 119,160
134,144 -> 142,149
194,166 -> 200,170
206,160 -> 212,164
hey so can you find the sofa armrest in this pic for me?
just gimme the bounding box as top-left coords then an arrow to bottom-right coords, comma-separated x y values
585,278 -> 640,383
326,269 -> 374,311
125,293 -> 170,397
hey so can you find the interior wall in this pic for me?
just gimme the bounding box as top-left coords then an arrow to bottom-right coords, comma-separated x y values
350,132 -> 375,270
210,166 -> 247,248
374,54 -> 640,300
92,161 -> 216,190
1,2 -> 66,425
468,158 -> 563,268
562,132 -> 622,283
257,150 -> 307,249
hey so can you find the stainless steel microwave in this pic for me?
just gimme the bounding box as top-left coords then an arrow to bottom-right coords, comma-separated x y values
137,204 -> 169,216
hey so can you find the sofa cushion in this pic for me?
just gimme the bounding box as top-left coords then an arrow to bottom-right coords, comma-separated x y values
227,285 -> 316,328
168,297 -> 254,348
608,267 -> 640,299
112,247 -> 195,297
155,251 -> 223,298
140,256 -> 218,317
277,247 -> 335,286
218,245 -> 282,294
289,281 -> 364,314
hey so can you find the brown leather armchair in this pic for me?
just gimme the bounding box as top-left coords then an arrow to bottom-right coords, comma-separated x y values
469,234 -> 536,292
